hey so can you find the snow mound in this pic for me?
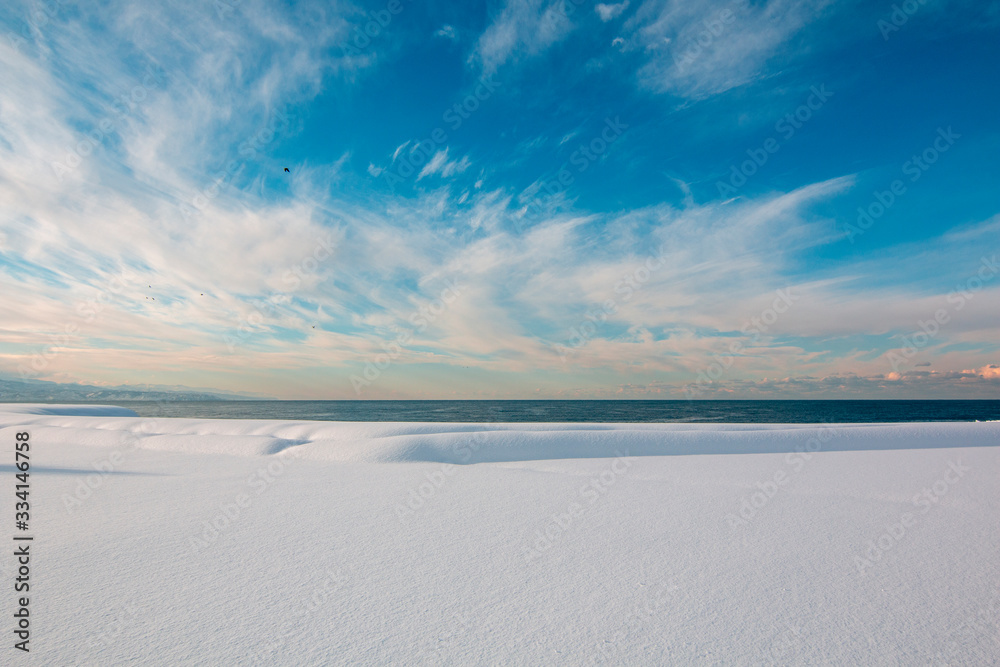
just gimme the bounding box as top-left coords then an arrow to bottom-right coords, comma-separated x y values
1,404 -> 997,463
4,404 -> 999,664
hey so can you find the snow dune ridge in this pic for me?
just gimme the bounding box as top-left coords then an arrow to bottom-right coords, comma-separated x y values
1,404 -> 997,464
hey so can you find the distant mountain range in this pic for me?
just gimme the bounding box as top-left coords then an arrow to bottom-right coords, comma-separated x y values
0,376 -> 260,402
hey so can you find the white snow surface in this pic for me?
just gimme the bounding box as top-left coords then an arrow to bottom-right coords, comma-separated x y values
0,403 -> 140,417
1,404 -> 998,665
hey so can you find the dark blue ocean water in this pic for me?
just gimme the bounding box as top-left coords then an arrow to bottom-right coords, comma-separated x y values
105,400 -> 1000,423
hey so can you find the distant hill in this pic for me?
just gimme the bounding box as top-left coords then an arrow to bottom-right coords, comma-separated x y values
0,376 -> 257,402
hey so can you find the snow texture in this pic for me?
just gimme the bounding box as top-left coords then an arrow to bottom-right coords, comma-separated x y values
0,404 -> 997,665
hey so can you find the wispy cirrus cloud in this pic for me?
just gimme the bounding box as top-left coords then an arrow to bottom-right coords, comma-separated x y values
596,1 -> 630,22
417,148 -> 472,180
471,0 -> 578,74
622,0 -> 831,99
1,0 -> 997,399
435,24 -> 458,40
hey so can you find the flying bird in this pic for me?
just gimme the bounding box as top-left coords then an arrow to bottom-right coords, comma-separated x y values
284,167 -> 290,173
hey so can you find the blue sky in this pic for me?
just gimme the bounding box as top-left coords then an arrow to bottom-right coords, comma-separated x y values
1,0 -> 999,398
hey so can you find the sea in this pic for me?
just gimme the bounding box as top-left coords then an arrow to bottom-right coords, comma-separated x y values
102,399 -> 1000,423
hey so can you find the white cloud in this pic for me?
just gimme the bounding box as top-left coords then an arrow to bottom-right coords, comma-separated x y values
558,131 -> 579,145
970,364 -> 1000,379
624,0 -> 832,99
391,140 -> 411,161
0,0 -> 362,385
417,151 -> 449,180
472,0 -> 576,74
416,148 -> 472,180
596,1 -> 630,22
443,155 -> 472,177
2,2 -> 997,398
435,25 -> 457,40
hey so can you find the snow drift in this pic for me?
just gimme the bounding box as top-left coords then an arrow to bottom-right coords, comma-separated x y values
1,403 -> 997,464
0,404 -> 997,665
